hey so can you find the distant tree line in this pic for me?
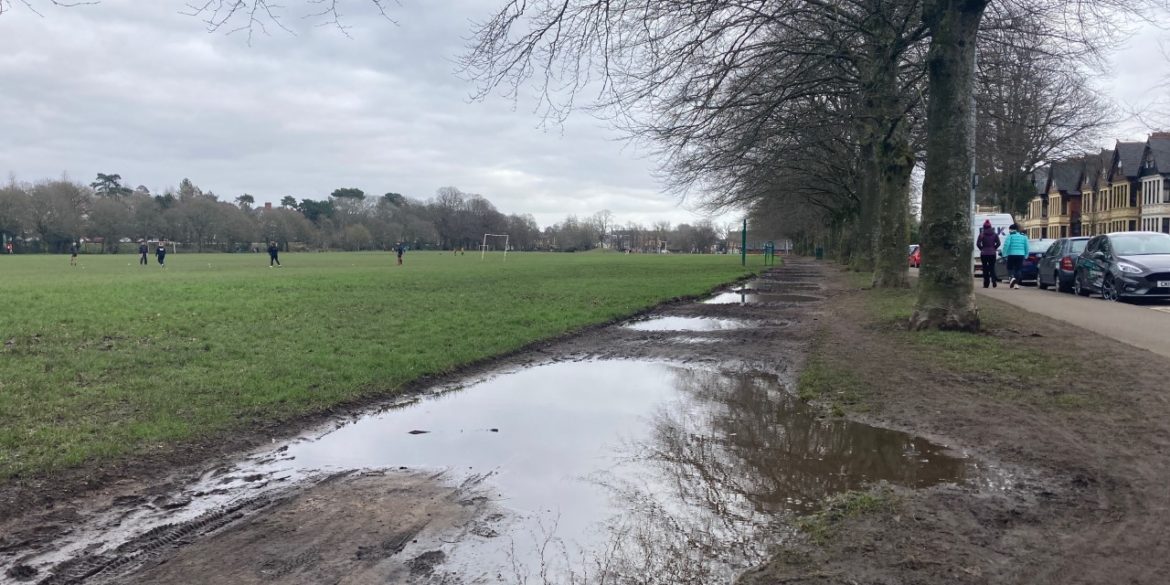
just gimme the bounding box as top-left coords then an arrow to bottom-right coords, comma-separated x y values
0,174 -> 727,254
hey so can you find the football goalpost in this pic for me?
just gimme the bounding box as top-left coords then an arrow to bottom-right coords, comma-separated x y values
480,233 -> 510,261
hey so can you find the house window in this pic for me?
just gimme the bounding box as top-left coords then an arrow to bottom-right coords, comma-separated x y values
1164,218 -> 1170,234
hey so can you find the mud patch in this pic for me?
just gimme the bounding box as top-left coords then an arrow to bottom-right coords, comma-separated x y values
120,471 -> 485,585
406,550 -> 446,577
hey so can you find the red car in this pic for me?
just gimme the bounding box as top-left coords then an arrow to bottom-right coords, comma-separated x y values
908,245 -> 921,268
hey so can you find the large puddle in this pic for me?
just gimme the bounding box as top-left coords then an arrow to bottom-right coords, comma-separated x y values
623,316 -> 749,331
19,360 -> 982,583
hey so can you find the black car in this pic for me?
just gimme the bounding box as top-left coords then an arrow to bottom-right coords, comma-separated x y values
1036,237 -> 1090,293
1073,232 -> 1170,301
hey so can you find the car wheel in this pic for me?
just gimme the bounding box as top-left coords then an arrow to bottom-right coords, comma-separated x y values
1073,272 -> 1090,297
1038,273 -> 1050,290
1100,275 -> 1122,302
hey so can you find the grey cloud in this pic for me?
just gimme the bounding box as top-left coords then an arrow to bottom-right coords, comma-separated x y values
0,0 -> 701,228
7,2 -> 1158,231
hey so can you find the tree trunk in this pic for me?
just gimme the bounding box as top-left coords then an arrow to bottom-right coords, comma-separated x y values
873,123 -> 914,288
868,34 -> 913,289
851,135 -> 879,273
911,0 -> 989,331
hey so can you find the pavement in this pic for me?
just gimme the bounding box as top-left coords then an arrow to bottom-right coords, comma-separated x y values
974,280 -> 1170,360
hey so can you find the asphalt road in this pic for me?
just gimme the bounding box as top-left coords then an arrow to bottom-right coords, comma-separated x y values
974,280 -> 1170,360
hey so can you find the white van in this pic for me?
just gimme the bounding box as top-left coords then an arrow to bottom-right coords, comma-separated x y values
971,213 -> 1015,276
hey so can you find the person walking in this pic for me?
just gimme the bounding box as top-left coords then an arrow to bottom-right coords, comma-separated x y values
1002,224 -> 1029,289
69,241 -> 79,266
395,242 -> 405,266
138,240 -> 149,266
267,241 -> 282,268
976,220 -> 1001,289
156,241 -> 168,268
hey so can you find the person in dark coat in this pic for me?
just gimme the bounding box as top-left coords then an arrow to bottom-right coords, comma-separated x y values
69,241 -> 79,266
156,241 -> 168,267
267,241 -> 282,268
976,220 -> 1001,289
138,241 -> 149,266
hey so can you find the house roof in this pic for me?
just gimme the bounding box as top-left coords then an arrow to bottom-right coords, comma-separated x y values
1115,141 -> 1146,179
1050,159 -> 1082,194
1148,134 -> 1170,173
1093,149 -> 1114,188
1080,154 -> 1103,188
1032,165 -> 1050,195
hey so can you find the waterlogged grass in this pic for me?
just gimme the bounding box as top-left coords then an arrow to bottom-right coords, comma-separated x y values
0,251 -> 754,479
797,333 -> 865,417
797,488 -> 896,544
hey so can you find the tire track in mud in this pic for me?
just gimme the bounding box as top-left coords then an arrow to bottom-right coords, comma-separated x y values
34,493 -> 282,585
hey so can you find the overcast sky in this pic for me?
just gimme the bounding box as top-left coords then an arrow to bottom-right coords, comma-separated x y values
1,2 -> 1167,229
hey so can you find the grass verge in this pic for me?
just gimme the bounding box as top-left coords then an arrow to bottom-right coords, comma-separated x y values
0,251 -> 754,480
799,269 -> 1093,417
796,488 -> 897,544
797,332 -> 865,417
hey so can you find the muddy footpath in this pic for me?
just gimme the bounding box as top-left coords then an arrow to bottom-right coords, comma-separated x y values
1,259 -> 1119,584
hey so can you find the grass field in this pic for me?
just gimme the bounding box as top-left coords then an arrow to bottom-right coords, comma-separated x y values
0,251 -> 755,480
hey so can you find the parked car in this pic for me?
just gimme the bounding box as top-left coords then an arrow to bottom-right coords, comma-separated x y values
908,245 -> 921,268
1073,232 -> 1170,301
994,239 -> 1056,284
1036,237 -> 1090,293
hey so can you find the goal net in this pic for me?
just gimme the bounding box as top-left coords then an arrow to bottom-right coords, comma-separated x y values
480,233 -> 510,260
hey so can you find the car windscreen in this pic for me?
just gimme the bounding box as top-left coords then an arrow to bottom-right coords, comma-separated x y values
1069,239 -> 1088,254
1028,240 -> 1053,253
1110,233 -> 1170,256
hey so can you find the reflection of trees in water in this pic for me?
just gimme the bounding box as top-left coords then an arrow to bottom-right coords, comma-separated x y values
544,367 -> 970,584
655,368 -> 967,515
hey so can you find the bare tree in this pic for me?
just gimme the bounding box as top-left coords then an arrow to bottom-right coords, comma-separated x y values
591,209 -> 614,247
974,9 -> 1113,218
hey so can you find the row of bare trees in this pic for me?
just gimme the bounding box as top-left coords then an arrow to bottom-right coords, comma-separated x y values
0,175 -> 723,254
460,0 -> 1163,330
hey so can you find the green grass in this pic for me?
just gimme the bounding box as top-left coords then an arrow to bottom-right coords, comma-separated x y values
0,251 -> 754,479
797,333 -> 865,417
809,278 -> 1089,413
796,488 -> 896,544
856,286 -> 1056,378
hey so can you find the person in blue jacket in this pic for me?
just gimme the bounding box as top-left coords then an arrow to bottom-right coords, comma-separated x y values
1001,224 -> 1029,289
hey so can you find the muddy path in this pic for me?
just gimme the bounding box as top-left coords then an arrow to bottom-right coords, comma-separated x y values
1,260 -> 995,584
740,269 -> 1170,585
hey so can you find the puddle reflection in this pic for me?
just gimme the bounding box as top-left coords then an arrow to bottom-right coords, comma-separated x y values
624,316 -> 749,331
574,368 -> 969,582
20,360 -> 981,584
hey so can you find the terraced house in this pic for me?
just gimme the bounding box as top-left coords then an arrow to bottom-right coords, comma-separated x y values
1023,139 -> 1155,237
1080,149 -> 1112,237
1139,133 -> 1170,234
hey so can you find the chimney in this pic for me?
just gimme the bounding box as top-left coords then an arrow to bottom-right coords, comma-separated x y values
264,202 -> 273,210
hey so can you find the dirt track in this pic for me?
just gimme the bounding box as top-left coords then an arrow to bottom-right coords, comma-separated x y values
742,269 -> 1170,585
